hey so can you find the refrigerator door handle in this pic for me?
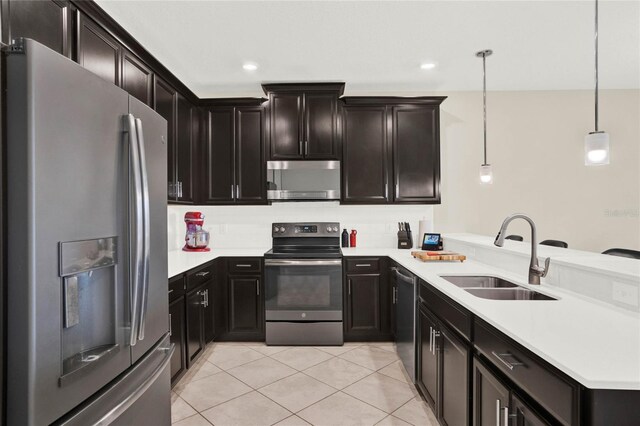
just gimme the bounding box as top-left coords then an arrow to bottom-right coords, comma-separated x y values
125,114 -> 144,346
135,118 -> 151,341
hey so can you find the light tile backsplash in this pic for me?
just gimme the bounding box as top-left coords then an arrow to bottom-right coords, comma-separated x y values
168,202 -> 434,251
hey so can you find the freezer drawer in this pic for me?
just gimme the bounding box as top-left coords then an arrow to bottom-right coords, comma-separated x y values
55,334 -> 173,426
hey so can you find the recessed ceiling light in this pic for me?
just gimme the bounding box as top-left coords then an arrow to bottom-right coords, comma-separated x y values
243,63 -> 258,71
420,63 -> 436,70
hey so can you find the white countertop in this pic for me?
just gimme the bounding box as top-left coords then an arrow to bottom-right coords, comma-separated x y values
168,247 -> 269,278
168,245 -> 640,390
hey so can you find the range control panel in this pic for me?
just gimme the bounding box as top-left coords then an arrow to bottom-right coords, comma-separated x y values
272,222 -> 340,238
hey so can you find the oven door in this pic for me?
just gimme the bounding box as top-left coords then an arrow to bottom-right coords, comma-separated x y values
264,259 -> 343,321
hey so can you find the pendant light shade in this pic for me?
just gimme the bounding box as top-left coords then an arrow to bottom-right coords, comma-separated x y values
476,49 -> 493,184
479,164 -> 493,184
585,131 -> 610,165
585,0 -> 610,166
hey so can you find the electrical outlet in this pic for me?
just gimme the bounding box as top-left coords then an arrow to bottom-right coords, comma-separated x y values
612,281 -> 639,307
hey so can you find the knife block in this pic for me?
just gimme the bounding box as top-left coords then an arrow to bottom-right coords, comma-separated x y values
397,230 -> 413,249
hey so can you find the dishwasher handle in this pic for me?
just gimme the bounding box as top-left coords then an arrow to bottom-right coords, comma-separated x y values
392,267 -> 416,284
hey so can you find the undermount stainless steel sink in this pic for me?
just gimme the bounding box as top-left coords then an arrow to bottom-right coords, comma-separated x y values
440,275 -> 518,289
440,275 -> 557,301
465,288 -> 556,301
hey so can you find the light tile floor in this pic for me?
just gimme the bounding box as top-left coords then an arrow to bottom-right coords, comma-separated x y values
172,342 -> 438,426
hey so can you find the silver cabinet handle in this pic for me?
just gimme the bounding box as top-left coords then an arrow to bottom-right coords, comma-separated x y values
256,280 -> 260,296
433,330 -> 440,355
503,407 -> 509,426
429,327 -> 433,353
178,181 -> 183,198
168,289 -> 174,294
392,287 -> 397,304
231,184 -> 234,199
236,184 -> 240,199
348,279 -> 352,295
385,182 -> 388,198
491,351 -> 525,371
304,140 -> 309,156
496,400 -> 501,426
204,289 -> 209,307
355,263 -> 371,267
236,264 -> 252,268
299,140 -> 303,155
169,314 -> 172,336
395,182 -> 399,199
196,271 -> 210,277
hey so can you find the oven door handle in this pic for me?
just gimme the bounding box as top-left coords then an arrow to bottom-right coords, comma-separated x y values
264,259 -> 342,267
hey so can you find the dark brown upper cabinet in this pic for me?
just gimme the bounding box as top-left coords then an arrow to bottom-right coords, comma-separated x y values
122,49 -> 153,106
7,0 -> 73,58
392,104 -> 441,203
262,83 -> 344,160
202,100 -> 266,205
175,95 -> 196,204
153,77 -> 177,202
342,105 -> 391,203
76,12 -> 121,85
341,97 -> 446,205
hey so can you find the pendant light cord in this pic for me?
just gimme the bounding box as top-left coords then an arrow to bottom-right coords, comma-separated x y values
594,0 -> 599,132
482,53 -> 488,165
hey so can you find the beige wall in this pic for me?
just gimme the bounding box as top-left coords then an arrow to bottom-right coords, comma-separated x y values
431,90 -> 640,253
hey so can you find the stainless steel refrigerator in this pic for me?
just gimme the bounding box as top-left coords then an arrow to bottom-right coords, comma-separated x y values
5,38 -> 171,425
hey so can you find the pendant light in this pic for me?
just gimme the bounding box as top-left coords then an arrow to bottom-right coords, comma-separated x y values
585,0 -> 610,165
476,49 -> 493,184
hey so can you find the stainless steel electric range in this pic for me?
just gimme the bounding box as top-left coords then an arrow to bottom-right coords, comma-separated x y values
264,222 -> 344,345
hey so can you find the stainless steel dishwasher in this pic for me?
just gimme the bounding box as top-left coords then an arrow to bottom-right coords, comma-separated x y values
393,265 -> 417,383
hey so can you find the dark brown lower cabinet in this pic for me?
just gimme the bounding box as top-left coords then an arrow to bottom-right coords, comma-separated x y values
473,359 -> 510,426
417,305 -> 439,407
227,274 -> 263,340
511,394 -> 550,426
185,283 -> 207,366
345,274 -> 381,336
169,295 -> 186,384
418,302 -> 470,426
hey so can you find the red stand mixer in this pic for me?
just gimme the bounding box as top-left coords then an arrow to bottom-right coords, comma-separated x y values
182,212 -> 211,252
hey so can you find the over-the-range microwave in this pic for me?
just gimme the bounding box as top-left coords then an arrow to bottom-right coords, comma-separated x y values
266,160 -> 340,201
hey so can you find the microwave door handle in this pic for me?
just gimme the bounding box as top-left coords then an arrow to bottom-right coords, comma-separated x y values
125,114 -> 143,346
134,117 -> 151,341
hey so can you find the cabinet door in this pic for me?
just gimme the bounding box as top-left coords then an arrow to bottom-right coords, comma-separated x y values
203,281 -> 215,343
441,326 -> 470,426
392,105 -> 440,203
236,107 -> 265,203
228,275 -> 262,334
304,92 -> 339,159
342,106 -> 390,203
418,306 -> 439,409
122,50 -> 153,106
269,93 -> 303,159
175,96 -> 194,203
169,296 -> 186,384
511,394 -> 550,426
9,0 -> 72,57
345,274 -> 381,337
473,359 -> 510,426
76,13 -> 120,85
154,78 -> 177,201
185,287 -> 205,366
205,108 -> 235,203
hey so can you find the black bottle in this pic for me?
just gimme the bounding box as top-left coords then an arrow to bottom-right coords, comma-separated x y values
341,229 -> 349,248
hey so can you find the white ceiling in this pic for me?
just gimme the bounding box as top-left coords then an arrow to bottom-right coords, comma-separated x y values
95,0 -> 640,98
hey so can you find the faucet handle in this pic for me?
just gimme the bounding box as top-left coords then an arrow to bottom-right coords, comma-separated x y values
541,257 -> 551,278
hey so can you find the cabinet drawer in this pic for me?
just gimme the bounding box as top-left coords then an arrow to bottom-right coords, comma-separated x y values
345,258 -> 381,273
474,320 -> 578,426
169,275 -> 185,302
186,263 -> 215,291
228,258 -> 262,274
419,281 -> 471,341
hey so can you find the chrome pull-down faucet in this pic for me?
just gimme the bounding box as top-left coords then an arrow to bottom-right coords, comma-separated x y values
494,213 -> 550,285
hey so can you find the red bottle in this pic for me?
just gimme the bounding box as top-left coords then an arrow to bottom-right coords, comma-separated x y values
350,229 -> 357,247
